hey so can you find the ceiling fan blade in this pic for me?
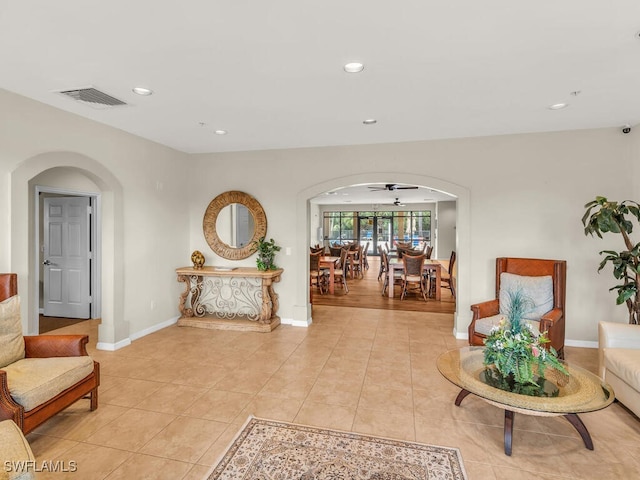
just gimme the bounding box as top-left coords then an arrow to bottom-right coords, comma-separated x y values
395,186 -> 419,190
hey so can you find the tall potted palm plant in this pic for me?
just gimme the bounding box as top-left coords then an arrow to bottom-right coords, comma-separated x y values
582,196 -> 640,324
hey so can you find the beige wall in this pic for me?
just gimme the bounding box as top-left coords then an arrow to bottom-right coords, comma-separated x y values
191,129 -> 635,344
0,89 -> 189,346
1,87 -> 637,346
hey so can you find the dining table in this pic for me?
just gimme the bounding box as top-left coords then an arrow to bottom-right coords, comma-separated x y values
319,256 -> 340,294
386,258 -> 442,300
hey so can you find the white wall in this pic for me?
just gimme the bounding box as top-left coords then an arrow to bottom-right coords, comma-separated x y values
1,87 -> 637,346
191,128 -> 634,343
435,201 -> 456,260
0,89 -> 189,346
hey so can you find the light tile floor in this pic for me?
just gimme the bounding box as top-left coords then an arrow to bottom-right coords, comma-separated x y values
26,306 -> 640,479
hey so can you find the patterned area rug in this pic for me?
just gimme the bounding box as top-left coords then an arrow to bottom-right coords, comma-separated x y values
206,417 -> 467,479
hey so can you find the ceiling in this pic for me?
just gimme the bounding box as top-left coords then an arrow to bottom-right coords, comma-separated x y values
1,1 -> 639,154
310,183 -> 455,206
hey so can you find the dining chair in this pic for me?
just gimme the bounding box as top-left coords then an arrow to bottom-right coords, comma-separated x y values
377,245 -> 387,281
441,250 -> 456,298
401,253 -> 428,301
329,246 -> 342,257
381,251 -> 403,296
362,241 -> 370,270
333,248 -> 349,293
425,245 -> 433,259
351,245 -> 364,278
309,251 -> 328,294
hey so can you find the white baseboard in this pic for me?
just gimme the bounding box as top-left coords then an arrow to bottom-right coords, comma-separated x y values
280,317 -> 311,327
454,329 -> 468,340
96,316 -> 179,351
96,338 -> 131,351
565,339 -> 598,349
130,316 -> 179,341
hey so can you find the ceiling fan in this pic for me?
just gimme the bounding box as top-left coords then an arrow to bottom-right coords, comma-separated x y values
368,183 -> 419,192
391,198 -> 406,207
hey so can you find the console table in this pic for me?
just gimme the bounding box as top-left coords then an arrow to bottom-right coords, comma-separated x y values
176,266 -> 283,332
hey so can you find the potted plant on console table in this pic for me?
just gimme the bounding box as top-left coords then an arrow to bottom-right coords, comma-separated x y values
253,237 -> 281,271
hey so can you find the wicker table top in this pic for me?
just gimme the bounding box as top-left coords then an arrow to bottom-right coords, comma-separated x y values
437,346 -> 614,415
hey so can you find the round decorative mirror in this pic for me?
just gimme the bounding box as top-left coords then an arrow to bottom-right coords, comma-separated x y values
203,191 -> 267,260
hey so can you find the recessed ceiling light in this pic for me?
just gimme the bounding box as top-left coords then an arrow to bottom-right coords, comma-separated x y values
548,103 -> 568,110
363,119 -> 377,125
344,62 -> 364,73
214,130 -> 228,135
132,87 -> 153,96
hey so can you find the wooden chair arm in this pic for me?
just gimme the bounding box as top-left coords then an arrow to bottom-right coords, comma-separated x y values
24,335 -> 89,358
538,308 -> 565,358
538,308 -> 563,334
470,299 -> 499,320
0,370 -> 23,428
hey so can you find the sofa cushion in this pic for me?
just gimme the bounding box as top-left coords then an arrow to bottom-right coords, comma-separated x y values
499,273 -> 553,321
474,313 -> 541,337
604,348 -> 640,391
2,356 -> 94,412
0,295 -> 25,369
0,419 -> 36,480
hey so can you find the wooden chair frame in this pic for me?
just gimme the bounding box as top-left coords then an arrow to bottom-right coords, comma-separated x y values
0,273 -> 99,434
468,258 -> 566,358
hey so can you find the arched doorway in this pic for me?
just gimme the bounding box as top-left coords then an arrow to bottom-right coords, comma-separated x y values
10,152 -> 125,348
294,172 -> 470,339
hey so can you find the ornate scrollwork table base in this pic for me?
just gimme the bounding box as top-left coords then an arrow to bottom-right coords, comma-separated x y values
176,266 -> 283,332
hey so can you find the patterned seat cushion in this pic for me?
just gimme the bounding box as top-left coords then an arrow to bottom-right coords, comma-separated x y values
3,356 -> 94,412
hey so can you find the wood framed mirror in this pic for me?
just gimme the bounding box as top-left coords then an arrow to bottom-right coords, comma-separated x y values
203,191 -> 267,260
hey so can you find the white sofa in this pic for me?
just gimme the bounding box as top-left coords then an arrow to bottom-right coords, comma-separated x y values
598,321 -> 640,418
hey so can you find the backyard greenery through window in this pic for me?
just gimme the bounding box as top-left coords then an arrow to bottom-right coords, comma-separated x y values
323,210 -> 431,254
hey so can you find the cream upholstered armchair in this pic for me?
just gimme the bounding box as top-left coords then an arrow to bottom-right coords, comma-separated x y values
0,273 -> 99,434
469,257 -> 566,358
598,321 -> 640,418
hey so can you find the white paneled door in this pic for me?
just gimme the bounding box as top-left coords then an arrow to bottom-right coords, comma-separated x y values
43,196 -> 91,318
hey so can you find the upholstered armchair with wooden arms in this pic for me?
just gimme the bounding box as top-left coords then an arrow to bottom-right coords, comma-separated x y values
0,273 -> 99,434
469,258 -> 567,358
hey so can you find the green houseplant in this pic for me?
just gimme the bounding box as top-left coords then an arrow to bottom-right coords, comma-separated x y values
483,289 -> 568,396
253,237 -> 281,271
582,196 -> 640,325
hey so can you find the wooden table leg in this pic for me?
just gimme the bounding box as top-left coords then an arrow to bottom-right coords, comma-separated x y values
564,414 -> 594,450
433,265 -> 441,301
328,263 -> 335,294
454,389 -> 471,406
504,410 -> 515,456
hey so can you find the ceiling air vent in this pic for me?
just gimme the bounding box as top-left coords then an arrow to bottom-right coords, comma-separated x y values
57,87 -> 127,109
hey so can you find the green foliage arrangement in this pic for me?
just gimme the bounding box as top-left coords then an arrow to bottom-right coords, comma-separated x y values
253,237 -> 281,271
582,196 -> 640,325
483,289 -> 568,392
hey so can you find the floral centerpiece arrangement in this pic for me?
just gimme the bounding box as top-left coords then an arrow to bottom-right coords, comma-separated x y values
483,289 -> 568,396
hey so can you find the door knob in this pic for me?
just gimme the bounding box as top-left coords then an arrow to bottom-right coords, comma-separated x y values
43,260 -> 51,265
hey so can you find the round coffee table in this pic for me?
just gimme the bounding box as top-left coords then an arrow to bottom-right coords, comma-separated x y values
437,346 -> 615,456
